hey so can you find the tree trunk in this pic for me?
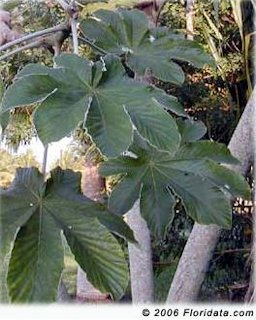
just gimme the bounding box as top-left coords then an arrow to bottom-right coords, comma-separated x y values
186,0 -> 195,40
0,9 -> 21,46
57,280 -> 71,302
127,201 -> 154,303
166,87 -> 255,302
135,0 -> 166,27
244,241 -> 255,303
122,14 -> 157,297
76,160 -> 108,302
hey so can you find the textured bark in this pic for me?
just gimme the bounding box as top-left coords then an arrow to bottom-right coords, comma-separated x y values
0,9 -> 20,46
244,241 -> 255,303
57,281 -> 71,302
135,0 -> 166,27
166,87 -> 255,303
127,201 -> 154,303
76,160 -> 108,302
186,0 -> 195,40
122,26 -> 157,299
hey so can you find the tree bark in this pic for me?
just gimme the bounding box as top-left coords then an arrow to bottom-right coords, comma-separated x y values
57,280 -> 71,302
0,9 -> 21,46
166,87 -> 255,302
186,0 -> 195,40
135,0 -> 166,27
126,201 -> 154,303
76,160 -> 108,302
123,75 -> 155,304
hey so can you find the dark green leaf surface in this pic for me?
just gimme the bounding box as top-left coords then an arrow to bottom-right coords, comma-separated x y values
0,75 -> 4,101
45,167 -> 136,243
7,212 -> 64,302
100,134 -> 250,237
0,168 -> 44,255
45,169 -> 130,300
64,218 -> 129,300
126,99 -> 180,152
177,118 -> 207,142
2,54 -> 182,156
0,168 -> 43,302
80,9 -> 212,83
0,110 -> 9,132
0,76 -> 9,132
174,140 -> 239,164
1,167 -> 132,302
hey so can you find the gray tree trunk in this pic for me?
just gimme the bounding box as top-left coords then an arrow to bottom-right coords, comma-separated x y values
135,0 -> 166,27
127,201 -> 154,303
57,280 -> 71,302
186,0 -> 195,40
166,87 -> 255,303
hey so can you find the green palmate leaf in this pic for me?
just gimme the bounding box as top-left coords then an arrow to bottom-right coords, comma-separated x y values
152,93 -> 188,117
0,167 -> 58,302
3,75 -> 59,108
100,133 -> 250,238
174,140 -> 239,164
2,54 -> 182,157
80,9 -> 212,83
177,118 -> 207,143
45,167 -> 136,243
140,182 -> 176,236
125,99 -> 180,152
150,28 -> 214,68
45,169 -> 130,299
1,167 -> 133,302
0,75 -> 4,101
7,212 -> 64,302
45,168 -> 131,300
0,75 -> 9,132
0,168 -> 43,301
0,111 -> 9,133
0,168 -> 43,256
63,219 -> 128,300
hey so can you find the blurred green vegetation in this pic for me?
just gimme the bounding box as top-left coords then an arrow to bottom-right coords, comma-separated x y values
159,0 -> 254,146
0,148 -> 40,188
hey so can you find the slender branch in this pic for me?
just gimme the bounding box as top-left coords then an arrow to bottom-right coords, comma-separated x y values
71,18 -> 79,54
0,24 -> 68,53
214,248 -> 250,255
55,0 -> 70,11
0,41 -> 42,62
155,0 -> 168,26
153,260 -> 174,266
78,36 -> 108,55
0,1 -> 107,59
42,144 -> 49,179
56,0 -> 79,54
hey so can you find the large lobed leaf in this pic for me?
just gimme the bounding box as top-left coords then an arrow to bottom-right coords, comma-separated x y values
176,118 -> 207,143
0,75 -> 9,132
1,167 -> 134,302
1,54 -> 184,157
100,133 -> 250,238
80,9 -> 212,83
7,211 -> 64,302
